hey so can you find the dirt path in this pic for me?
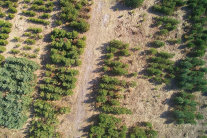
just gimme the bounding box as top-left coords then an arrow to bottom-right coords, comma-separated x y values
58,0 -> 123,137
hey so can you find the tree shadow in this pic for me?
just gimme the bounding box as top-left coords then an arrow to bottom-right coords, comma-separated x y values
160,93 -> 178,124
80,114 -> 99,137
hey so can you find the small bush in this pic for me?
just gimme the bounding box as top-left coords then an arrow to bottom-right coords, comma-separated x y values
22,10 -> 36,17
28,17 -> 49,25
10,49 -> 20,54
27,27 -> 42,33
0,40 -> 8,46
23,45 -> 32,50
40,13 -> 50,19
8,13 -> 15,19
8,6 -> 17,13
124,0 -> 144,8
70,19 -> 90,32
152,40 -> 165,48
0,54 -> 5,63
25,39 -> 36,45
0,46 -> 6,52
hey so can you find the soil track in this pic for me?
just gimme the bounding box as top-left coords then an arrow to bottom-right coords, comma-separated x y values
58,0 -> 118,137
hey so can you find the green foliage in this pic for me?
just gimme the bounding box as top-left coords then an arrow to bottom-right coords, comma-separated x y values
151,40 -> 165,48
175,58 -> 207,92
0,20 -> 12,50
40,13 -> 51,19
129,123 -> 158,138
172,92 -> 200,124
23,45 -> 32,50
155,16 -> 179,32
50,29 -> 85,66
25,39 -> 36,45
22,10 -> 36,17
0,46 -> 6,52
90,114 -> 122,137
8,13 -> 15,19
145,51 -> 174,84
0,54 -> 5,63
70,19 -> 90,32
28,17 -> 50,25
58,0 -> 90,32
152,0 -> 185,15
124,0 -> 144,8
0,40 -> 8,46
29,100 -> 67,137
10,49 -> 20,54
0,57 -> 39,129
8,6 -> 17,13
184,0 -> 207,58
31,4 -> 53,12
27,27 -> 42,33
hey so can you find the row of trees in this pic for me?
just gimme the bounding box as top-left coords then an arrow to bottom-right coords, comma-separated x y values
50,29 -> 85,66
152,0 -> 185,15
171,0 -> 207,124
0,20 -> 12,52
124,0 -> 144,8
28,29 -> 84,137
90,40 -> 148,137
58,0 -> 90,32
28,0 -> 92,134
145,48 -> 174,84
29,100 -> 70,137
0,57 -> 39,129
0,20 -> 13,62
154,16 -> 179,35
0,0 -> 18,19
22,0 -> 53,26
172,92 -> 203,124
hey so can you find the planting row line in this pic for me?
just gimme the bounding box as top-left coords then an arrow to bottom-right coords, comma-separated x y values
89,40 -> 157,138
29,0 -> 92,137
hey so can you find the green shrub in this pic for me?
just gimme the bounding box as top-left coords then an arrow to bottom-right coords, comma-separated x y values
148,48 -> 157,55
0,54 -> 5,63
23,45 -> 32,50
29,54 -> 37,58
70,19 -> 90,32
28,17 -> 49,25
0,57 -> 39,129
27,27 -> 42,33
40,13 -> 51,19
0,34 -> 9,40
13,37 -> 20,42
8,6 -> 17,13
0,46 -> 6,52
124,0 -> 144,8
8,13 -> 15,19
10,49 -> 20,54
152,40 -> 165,48
0,12 -> 6,17
22,10 -> 36,17
0,40 -> 8,46
25,39 -> 36,45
